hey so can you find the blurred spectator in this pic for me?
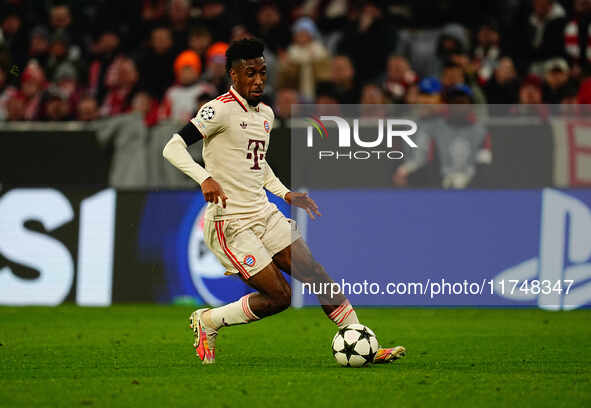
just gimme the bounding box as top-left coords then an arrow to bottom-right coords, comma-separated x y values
0,65 -> 16,120
394,84 -> 490,189
441,56 -> 487,105
49,4 -> 73,34
141,0 -> 168,22
414,77 -> 443,105
510,0 -> 567,75
315,81 -> 340,115
473,20 -> 502,83
196,0 -> 234,43
360,83 -> 386,104
100,56 -> 139,117
483,57 -> 519,104
405,78 -> 445,122
274,87 -> 299,124
160,50 -> 215,123
519,74 -> 544,104
455,52 -> 489,104
28,26 -> 50,69
1,6 -> 27,68
137,26 -> 176,100
188,26 -> 213,60
337,1 -> 394,83
54,63 -> 81,112
5,94 -> 26,121
541,58 -> 572,103
201,42 -> 230,95
436,24 -> 470,74
77,94 -> 99,121
254,1 -> 290,55
312,0 -> 350,53
17,61 -> 46,120
559,82 -> 580,105
360,83 -> 387,117
131,91 -> 159,126
45,31 -> 83,84
396,29 -> 441,79
382,55 -> 416,104
168,0 -> 193,55
48,3 -> 83,57
231,24 -> 251,43
42,85 -> 72,121
564,0 -> 591,78
88,28 -> 121,102
331,55 -> 359,104
281,17 -> 331,101
441,62 -> 465,88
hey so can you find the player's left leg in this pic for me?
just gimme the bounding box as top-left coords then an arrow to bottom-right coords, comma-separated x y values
272,238 -> 359,326
272,239 -> 406,363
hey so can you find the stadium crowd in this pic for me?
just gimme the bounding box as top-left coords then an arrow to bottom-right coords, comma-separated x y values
1,0 -> 591,123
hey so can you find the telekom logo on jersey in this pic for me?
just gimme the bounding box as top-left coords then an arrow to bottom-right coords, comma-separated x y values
306,116 -> 418,160
246,139 -> 265,170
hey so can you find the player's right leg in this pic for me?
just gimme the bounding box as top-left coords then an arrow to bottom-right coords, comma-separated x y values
190,261 -> 291,364
190,218 -> 292,364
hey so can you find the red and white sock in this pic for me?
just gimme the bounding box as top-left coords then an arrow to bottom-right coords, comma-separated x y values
328,300 -> 359,329
202,293 -> 260,330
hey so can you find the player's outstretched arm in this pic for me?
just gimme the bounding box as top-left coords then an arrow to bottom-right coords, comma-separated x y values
263,164 -> 290,199
162,133 -> 228,208
285,192 -> 322,220
263,164 -> 320,218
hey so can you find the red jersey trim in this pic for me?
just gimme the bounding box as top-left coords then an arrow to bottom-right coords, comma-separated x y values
228,89 -> 248,112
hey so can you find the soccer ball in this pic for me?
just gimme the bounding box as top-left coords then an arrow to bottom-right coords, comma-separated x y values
331,324 -> 379,367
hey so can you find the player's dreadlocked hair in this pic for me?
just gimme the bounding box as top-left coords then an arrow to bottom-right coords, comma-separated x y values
225,38 -> 265,74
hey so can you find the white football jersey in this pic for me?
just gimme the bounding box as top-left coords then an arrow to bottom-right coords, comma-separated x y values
191,86 -> 278,220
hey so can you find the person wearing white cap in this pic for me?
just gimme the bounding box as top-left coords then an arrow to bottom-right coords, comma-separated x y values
281,17 -> 330,101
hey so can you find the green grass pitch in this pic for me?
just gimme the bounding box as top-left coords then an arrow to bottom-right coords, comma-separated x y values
0,306 -> 590,407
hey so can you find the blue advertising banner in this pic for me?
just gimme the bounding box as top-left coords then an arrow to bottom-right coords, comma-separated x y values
300,189 -> 591,310
3,187 -> 589,309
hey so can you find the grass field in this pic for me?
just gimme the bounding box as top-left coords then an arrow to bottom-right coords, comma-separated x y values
0,306 -> 590,408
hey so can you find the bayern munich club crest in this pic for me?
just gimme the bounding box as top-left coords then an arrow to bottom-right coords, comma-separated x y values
244,255 -> 256,267
264,120 -> 270,133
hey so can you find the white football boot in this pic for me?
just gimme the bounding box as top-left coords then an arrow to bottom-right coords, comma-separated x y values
189,309 -> 218,364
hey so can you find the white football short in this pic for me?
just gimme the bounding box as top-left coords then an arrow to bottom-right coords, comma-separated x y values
203,205 -> 300,279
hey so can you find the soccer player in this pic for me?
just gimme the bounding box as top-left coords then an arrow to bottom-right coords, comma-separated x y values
163,38 -> 405,364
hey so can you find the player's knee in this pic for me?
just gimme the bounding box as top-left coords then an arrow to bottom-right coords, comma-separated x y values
273,287 -> 291,312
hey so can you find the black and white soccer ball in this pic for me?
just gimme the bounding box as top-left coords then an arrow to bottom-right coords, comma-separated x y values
331,324 -> 379,367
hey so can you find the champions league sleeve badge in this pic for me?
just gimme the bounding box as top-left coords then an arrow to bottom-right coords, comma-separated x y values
200,106 -> 215,121
264,120 -> 270,133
